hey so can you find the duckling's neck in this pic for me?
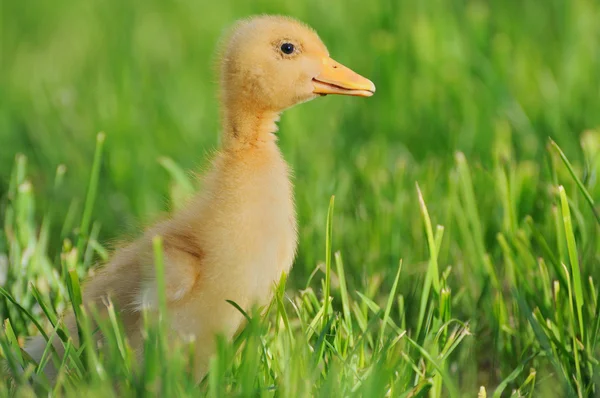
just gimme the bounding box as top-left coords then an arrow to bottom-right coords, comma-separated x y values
221,102 -> 280,151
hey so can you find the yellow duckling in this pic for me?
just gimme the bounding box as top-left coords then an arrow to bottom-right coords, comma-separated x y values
25,15 -> 375,381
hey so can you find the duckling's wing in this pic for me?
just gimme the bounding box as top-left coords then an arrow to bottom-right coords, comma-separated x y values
136,230 -> 203,311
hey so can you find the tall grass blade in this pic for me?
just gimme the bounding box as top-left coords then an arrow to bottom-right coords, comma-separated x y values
322,195 -> 335,332
550,139 -> 600,225
77,132 -> 105,260
558,186 -> 585,343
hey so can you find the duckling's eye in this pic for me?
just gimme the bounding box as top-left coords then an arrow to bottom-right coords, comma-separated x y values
280,43 -> 295,55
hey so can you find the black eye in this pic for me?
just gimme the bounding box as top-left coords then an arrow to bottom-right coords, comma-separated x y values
280,43 -> 295,55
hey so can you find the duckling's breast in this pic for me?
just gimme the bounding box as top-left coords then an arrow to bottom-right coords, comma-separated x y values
170,143 -> 297,339
219,144 -> 298,300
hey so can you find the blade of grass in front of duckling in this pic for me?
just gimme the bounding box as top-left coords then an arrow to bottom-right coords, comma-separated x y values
64,263 -> 84,349
550,139 -> 600,225
29,287 -> 74,376
274,272 -> 294,342
3,318 -> 24,367
0,287 -> 50,342
32,329 -> 56,376
53,340 -> 74,391
91,302 -> 135,384
29,284 -> 58,328
62,254 -> 94,378
104,299 -> 129,371
226,299 -> 252,324
78,305 -> 105,383
140,307 -> 170,395
208,335 -> 229,397
152,235 -> 168,321
82,222 -> 103,272
322,195 -> 335,332
313,196 -> 335,364
34,327 -> 62,380
238,308 -> 263,392
152,235 -> 171,395
76,132 -> 105,262
30,284 -> 70,346
0,327 -> 24,384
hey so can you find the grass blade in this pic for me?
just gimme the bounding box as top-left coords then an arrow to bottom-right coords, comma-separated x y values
152,235 -> 168,320
322,195 -> 335,332
550,139 -> 600,225
379,259 -> 403,346
77,132 -> 105,260
558,186 -> 585,343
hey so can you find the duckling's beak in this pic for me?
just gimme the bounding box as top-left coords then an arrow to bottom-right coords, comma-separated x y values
313,57 -> 376,97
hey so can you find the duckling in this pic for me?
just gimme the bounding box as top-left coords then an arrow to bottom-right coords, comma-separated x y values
24,15 -> 375,381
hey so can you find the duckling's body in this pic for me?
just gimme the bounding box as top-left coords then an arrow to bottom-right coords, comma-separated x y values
81,132 -> 295,376
24,15 -> 374,381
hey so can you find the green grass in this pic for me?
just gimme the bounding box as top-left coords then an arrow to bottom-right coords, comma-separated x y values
1,0 -> 600,396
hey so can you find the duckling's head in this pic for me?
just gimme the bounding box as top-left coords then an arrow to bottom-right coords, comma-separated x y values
220,15 -> 375,114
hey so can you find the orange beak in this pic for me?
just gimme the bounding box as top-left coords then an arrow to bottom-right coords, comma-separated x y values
312,57 -> 376,97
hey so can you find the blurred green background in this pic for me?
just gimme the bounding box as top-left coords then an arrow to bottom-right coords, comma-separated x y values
2,0 -> 600,390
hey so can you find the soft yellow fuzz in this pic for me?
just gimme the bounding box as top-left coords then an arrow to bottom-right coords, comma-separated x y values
24,14 -> 374,382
